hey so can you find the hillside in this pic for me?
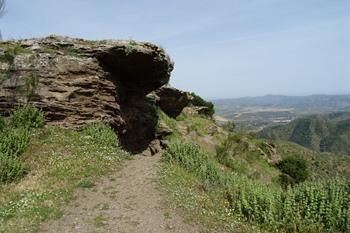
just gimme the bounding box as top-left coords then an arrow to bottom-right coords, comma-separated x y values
258,112 -> 350,156
1,36 -> 349,233
213,94 -> 350,131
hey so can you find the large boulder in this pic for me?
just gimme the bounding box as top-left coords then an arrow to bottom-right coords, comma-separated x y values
0,35 -> 174,154
154,85 -> 190,118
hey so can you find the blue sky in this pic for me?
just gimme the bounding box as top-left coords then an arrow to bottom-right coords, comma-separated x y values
1,0 -> 349,98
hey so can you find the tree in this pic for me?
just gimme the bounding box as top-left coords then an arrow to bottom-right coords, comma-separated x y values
0,0 -> 5,40
277,156 -> 309,188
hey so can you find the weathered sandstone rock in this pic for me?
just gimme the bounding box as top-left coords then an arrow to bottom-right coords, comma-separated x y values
154,85 -> 190,118
0,35 -> 174,154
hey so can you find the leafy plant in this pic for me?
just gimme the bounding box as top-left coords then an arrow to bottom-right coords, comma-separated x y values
0,106 -> 44,183
0,128 -> 29,157
0,153 -> 25,183
9,105 -> 44,129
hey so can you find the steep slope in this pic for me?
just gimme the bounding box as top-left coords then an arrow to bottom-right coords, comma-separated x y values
157,109 -> 350,233
258,112 -> 350,155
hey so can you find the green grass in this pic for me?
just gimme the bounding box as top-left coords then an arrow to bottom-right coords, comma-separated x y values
92,214 -> 108,227
161,141 -> 350,233
159,161 -> 261,233
0,121 -> 129,232
176,113 -> 213,137
77,179 -> 96,189
216,133 -> 281,184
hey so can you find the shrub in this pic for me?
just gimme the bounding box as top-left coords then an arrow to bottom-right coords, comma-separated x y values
0,106 -> 44,183
189,92 -> 215,116
9,106 -> 44,129
0,128 -> 29,157
83,122 -> 118,148
277,156 -> 309,186
0,153 -> 25,183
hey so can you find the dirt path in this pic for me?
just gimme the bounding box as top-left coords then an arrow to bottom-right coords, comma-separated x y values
41,154 -> 198,233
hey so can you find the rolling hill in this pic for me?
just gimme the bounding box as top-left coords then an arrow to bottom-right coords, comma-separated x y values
258,112 -> 350,156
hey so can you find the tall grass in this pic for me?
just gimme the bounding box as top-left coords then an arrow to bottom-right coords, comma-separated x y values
83,122 -> 119,148
0,106 -> 44,183
164,141 -> 350,232
163,141 -> 222,187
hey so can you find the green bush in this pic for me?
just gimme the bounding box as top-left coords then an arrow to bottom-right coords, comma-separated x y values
83,122 -> 118,148
189,92 -> 215,116
0,128 -> 29,157
0,153 -> 25,183
278,156 -> 309,186
0,106 -> 44,183
10,106 -> 44,129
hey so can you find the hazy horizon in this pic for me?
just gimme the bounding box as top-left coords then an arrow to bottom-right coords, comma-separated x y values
210,92 -> 350,100
1,0 -> 349,99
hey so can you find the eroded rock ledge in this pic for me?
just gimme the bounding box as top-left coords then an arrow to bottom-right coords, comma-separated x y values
0,35 -> 174,154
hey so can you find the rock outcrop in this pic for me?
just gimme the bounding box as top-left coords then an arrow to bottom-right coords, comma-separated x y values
0,35 -> 174,154
154,85 -> 190,118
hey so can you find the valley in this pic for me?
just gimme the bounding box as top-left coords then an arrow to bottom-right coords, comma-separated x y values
214,94 -> 350,131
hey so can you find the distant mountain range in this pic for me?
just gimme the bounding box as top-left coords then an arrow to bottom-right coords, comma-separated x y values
213,94 -> 350,131
258,112 -> 350,156
213,94 -> 350,112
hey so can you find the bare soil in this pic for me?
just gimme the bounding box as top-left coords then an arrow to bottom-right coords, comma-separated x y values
40,154 -> 198,233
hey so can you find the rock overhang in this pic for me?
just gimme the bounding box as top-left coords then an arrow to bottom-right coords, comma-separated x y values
0,35 -> 175,154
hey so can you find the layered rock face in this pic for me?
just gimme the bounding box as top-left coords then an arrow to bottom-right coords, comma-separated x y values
0,35 -> 174,154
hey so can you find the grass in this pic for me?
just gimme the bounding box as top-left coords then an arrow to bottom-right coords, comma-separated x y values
161,140 -> 350,233
159,162 -> 260,233
176,113 -> 213,137
157,111 -> 350,232
92,214 -> 108,227
0,121 -> 129,233
77,179 -> 96,189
